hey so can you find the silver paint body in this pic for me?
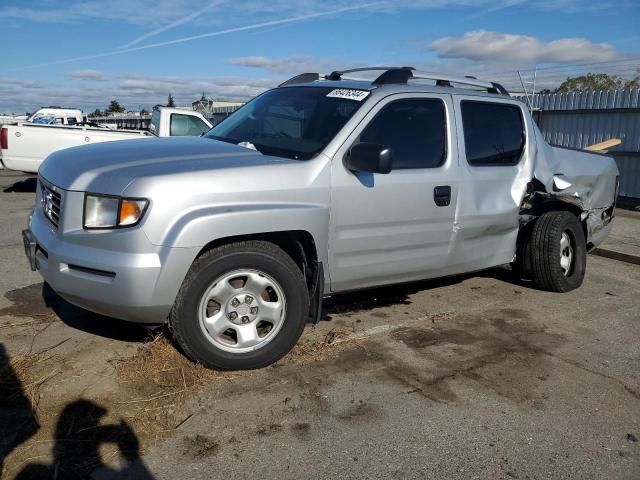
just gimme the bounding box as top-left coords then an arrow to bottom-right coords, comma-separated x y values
28,80 -> 619,323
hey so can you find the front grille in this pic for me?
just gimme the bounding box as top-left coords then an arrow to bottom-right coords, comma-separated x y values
40,178 -> 63,229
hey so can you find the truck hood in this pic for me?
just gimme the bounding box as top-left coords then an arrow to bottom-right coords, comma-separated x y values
39,137 -> 293,193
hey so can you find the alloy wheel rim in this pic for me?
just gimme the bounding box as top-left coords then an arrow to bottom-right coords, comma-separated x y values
198,269 -> 286,353
559,231 -> 574,276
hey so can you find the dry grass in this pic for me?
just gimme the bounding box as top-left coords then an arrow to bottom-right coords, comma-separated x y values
2,325 -> 362,479
112,334 -> 243,445
2,351 -> 61,412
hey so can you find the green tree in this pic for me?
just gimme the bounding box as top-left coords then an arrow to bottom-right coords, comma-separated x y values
140,108 -> 149,116
89,108 -> 103,117
556,72 -> 640,92
105,100 -> 125,115
167,94 -> 175,107
200,92 -> 207,101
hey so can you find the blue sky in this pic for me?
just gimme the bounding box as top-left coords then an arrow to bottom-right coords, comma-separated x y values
1,0 -> 639,113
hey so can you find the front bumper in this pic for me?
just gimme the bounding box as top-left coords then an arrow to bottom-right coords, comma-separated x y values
25,206 -> 198,324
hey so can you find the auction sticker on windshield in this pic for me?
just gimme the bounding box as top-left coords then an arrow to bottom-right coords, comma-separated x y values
326,89 -> 370,101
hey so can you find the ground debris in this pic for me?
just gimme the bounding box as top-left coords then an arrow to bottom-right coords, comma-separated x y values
181,434 -> 220,460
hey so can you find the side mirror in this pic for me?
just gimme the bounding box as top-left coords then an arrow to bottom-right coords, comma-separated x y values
344,142 -> 392,174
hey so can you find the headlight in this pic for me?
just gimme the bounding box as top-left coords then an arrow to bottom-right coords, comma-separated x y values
83,194 -> 149,229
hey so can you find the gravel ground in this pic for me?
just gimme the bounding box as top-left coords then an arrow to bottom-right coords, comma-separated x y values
0,171 -> 638,480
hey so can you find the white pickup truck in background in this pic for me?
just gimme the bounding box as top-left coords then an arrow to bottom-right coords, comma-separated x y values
0,107 -> 84,128
0,107 -> 212,173
26,107 -> 84,125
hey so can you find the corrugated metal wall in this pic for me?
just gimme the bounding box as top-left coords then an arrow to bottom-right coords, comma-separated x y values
517,89 -> 640,198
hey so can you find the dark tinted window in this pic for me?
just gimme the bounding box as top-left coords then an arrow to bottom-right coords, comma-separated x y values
461,101 -> 524,166
359,98 -> 446,169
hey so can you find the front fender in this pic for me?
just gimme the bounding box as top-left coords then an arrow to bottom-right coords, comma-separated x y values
155,202 -> 330,267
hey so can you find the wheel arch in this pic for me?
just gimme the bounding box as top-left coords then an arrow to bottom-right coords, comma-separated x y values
196,230 -> 319,285
195,230 -> 324,323
516,197 -> 590,278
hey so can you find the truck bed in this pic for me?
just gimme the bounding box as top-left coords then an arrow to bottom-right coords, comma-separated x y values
0,123 -> 152,173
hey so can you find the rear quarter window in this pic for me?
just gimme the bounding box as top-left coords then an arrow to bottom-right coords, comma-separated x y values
150,110 -> 161,135
461,101 -> 525,166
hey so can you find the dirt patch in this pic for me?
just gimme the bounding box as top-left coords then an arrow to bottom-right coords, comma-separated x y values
112,335 -> 243,442
0,334 -> 242,479
0,283 -> 59,319
290,307 -> 567,408
290,422 -> 311,440
333,401 -> 383,422
182,435 -> 220,460
1,302 -> 569,478
391,327 -> 478,349
255,423 -> 283,436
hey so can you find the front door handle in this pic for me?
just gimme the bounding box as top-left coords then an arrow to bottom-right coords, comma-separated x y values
433,186 -> 451,207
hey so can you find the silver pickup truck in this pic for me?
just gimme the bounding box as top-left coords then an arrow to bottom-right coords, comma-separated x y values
23,67 -> 619,370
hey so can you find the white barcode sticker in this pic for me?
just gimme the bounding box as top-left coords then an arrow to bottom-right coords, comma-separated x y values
326,89 -> 370,101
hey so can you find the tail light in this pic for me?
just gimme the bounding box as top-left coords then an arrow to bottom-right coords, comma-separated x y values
0,127 -> 7,149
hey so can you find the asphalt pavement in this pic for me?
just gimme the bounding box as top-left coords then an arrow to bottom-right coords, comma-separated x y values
1,171 -> 638,480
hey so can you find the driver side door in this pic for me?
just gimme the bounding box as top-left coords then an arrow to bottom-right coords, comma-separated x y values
328,93 -> 459,292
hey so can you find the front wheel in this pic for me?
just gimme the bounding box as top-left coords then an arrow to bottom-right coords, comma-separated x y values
170,241 -> 309,370
526,211 -> 587,292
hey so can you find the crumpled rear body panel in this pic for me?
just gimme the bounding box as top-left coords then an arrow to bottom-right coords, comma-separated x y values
521,123 -> 619,248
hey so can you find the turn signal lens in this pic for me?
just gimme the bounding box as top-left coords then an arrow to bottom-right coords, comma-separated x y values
119,199 -> 144,226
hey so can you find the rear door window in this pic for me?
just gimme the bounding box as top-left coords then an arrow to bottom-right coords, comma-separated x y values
461,101 -> 525,166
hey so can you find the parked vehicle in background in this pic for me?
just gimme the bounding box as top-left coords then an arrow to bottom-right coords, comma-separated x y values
1,107 -> 212,173
26,107 -> 84,125
23,67 -> 619,370
1,108 -> 83,130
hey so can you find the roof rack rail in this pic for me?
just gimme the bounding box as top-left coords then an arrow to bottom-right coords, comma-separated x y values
278,72 -> 320,87
277,66 -> 510,95
411,71 -> 509,95
325,66 -> 414,81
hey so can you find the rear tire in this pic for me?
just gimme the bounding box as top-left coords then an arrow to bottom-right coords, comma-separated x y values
170,241 -> 309,370
525,211 -> 586,292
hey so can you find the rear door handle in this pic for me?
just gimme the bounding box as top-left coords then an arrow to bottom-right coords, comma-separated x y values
433,186 -> 451,207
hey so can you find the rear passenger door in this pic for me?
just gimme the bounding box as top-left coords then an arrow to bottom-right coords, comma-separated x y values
329,93 -> 459,292
451,96 -> 529,272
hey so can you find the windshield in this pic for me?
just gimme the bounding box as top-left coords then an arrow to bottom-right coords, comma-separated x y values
31,115 -> 55,124
205,86 -> 369,160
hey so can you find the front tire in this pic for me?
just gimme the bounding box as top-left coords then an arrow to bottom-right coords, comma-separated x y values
170,241 -> 309,370
526,211 -> 587,292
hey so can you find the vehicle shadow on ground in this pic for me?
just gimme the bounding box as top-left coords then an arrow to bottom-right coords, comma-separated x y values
40,283 -> 154,342
12,399 -> 155,480
3,177 -> 37,193
37,266 -> 523,337
322,266 -> 525,320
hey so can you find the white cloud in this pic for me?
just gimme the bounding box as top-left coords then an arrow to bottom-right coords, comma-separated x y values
65,70 -> 105,81
0,77 -> 46,89
0,73 -> 277,113
429,30 -> 616,64
226,56 -> 343,74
